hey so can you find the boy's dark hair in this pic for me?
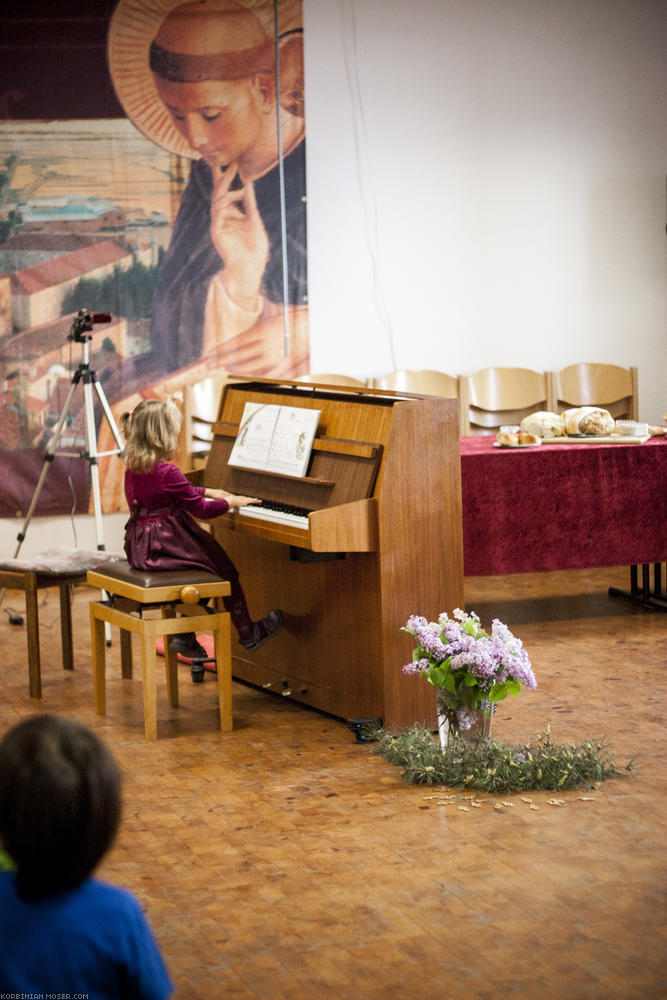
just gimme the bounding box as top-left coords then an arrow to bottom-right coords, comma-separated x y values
0,714 -> 122,901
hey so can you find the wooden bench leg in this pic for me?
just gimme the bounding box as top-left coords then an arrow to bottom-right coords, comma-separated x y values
59,582 -> 75,672
24,573 -> 41,699
214,612 -> 233,732
163,608 -> 179,710
120,629 -> 133,679
165,644 -> 179,709
90,605 -> 107,717
141,633 -> 159,740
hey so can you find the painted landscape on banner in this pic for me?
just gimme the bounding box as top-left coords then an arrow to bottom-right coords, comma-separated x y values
0,0 -> 308,518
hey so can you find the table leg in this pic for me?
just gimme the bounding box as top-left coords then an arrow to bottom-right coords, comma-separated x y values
24,574 -> 41,699
59,582 -> 75,672
609,563 -> 667,611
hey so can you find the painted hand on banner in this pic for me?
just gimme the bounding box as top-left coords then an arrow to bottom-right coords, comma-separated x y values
211,163 -> 269,314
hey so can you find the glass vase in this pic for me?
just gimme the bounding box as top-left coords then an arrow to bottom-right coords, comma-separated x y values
436,697 -> 493,749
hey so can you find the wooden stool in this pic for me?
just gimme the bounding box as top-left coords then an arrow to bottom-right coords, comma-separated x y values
0,548 -> 124,698
87,561 -> 232,740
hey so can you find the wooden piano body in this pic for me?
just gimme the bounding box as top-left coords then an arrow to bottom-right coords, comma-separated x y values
195,378 -> 463,729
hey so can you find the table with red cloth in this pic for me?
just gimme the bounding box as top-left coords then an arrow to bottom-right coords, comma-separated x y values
459,435 -> 667,576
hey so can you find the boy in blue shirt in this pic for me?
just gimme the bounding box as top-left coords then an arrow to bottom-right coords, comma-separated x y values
0,714 -> 172,999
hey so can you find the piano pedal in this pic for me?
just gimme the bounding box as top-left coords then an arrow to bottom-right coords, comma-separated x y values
261,680 -> 307,698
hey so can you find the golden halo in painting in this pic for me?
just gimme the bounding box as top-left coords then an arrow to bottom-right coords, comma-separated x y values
107,0 -> 296,159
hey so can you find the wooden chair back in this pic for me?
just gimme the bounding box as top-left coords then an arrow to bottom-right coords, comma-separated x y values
459,367 -> 549,435
183,373 -> 229,470
371,370 -> 464,434
547,363 -> 638,420
372,369 -> 458,396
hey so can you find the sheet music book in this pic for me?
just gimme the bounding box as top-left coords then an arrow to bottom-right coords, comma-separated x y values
228,402 -> 321,477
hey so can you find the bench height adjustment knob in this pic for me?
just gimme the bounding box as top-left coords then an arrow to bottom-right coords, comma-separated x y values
180,585 -> 200,604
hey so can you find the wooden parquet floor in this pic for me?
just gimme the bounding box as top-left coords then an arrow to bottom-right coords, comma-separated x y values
0,566 -> 665,1000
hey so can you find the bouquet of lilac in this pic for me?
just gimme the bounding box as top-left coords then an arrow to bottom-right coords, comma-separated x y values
402,609 -> 537,734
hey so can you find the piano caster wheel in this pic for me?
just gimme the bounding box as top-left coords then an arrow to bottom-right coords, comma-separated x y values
191,661 -> 205,683
347,718 -> 382,743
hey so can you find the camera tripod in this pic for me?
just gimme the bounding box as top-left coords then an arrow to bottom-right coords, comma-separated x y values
13,310 -> 125,559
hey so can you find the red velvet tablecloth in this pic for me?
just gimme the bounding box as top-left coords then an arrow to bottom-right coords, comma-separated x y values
460,436 -> 667,576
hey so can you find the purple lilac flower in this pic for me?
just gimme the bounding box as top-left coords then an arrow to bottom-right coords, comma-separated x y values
491,618 -> 517,646
404,610 -> 537,692
502,647 -> 537,688
405,615 -> 429,634
402,658 -> 430,677
449,636 -> 498,681
440,622 -> 475,656
457,707 -> 478,730
415,626 -> 448,662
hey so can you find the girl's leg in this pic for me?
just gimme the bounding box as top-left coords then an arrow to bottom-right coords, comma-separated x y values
223,574 -> 255,641
170,576 -> 258,657
213,548 -> 282,648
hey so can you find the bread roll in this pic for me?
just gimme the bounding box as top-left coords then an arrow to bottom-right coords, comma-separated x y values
497,426 -> 520,446
497,426 -> 541,446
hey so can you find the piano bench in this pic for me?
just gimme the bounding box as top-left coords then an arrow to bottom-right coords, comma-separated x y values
86,561 -> 233,740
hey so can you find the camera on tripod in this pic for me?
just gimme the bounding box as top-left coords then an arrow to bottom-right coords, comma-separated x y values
69,309 -> 113,343
11,307 -> 125,565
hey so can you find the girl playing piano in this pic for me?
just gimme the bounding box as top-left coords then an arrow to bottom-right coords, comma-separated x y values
120,398 -> 282,656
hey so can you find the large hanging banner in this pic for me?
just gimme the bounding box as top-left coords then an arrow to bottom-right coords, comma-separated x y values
0,0 -> 308,518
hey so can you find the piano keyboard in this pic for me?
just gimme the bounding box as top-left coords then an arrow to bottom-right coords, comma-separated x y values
235,499 -> 311,529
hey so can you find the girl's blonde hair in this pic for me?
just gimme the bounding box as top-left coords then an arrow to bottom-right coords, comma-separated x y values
120,398 -> 182,473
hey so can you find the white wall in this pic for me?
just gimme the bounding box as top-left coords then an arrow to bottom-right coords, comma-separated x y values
303,0 -> 667,422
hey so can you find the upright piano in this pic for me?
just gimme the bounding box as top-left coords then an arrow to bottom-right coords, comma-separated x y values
193,378 -> 463,730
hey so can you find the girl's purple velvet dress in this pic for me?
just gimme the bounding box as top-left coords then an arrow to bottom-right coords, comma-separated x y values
124,462 -> 238,584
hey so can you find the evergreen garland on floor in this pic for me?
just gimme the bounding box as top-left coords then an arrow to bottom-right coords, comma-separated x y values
370,725 -> 633,793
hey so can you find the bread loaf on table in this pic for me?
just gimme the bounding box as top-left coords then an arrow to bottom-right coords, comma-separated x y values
519,411 -> 564,438
561,406 -> 614,436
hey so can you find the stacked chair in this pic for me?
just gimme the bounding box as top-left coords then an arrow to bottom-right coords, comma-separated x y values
458,367 -> 549,435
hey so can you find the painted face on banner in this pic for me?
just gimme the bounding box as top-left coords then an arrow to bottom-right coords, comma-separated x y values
153,75 -> 270,171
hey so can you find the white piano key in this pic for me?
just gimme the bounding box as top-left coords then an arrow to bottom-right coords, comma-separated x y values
234,505 -> 309,529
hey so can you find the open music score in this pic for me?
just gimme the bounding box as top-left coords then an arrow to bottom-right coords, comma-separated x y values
228,402 -> 320,478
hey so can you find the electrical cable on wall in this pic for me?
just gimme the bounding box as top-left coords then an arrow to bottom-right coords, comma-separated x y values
341,0 -> 397,371
274,0 -> 291,358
